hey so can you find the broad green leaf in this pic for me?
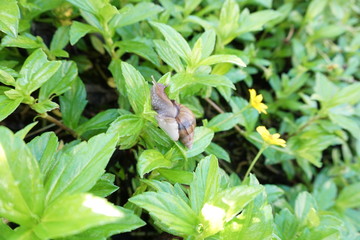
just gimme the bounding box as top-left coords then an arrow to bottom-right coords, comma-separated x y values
186,127 -> 214,158
141,122 -> 174,151
121,62 -> 151,114
154,40 -> 184,72
14,121 -> 38,139
220,203 -> 273,240
1,34 -> 42,49
218,0 -> 240,45
329,113 -> 360,140
208,185 -> 263,221
17,49 -> 62,95
158,169 -> 194,185
336,183 -> 360,209
66,0 -> 105,14
295,191 -> 317,225
50,25 -> 70,51
109,2 -> 163,29
313,73 -> 338,103
7,227 -> 41,240
28,132 -> 59,178
0,127 -> 44,225
39,61 -> 78,101
108,114 -> 144,149
184,0 -> 202,15
237,10 -> 281,35
0,69 -> 16,86
328,82 -> 360,108
305,0 -> 328,21
199,29 -> 216,59
58,206 -> 145,239
108,59 -> 125,95
205,142 -> 230,162
170,73 -> 235,95
150,21 -> 191,63
0,95 -> 22,121
130,191 -> 199,237
208,112 -> 242,132
115,40 -> 160,66
142,179 -> 189,204
197,54 -> 246,68
75,109 -> 119,137
0,0 -> 20,37
30,99 -> 59,114
0,221 -> 12,240
309,25 -> 346,42
189,155 -> 220,214
59,78 -> 87,129
44,133 -> 118,204
137,149 -> 172,178
34,193 -> 126,239
275,209 -> 299,240
89,173 -> 119,198
313,179 -> 337,211
69,21 -> 98,45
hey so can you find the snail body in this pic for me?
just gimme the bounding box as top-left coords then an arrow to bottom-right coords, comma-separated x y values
151,81 -> 196,149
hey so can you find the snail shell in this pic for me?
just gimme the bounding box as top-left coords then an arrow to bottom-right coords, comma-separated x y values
151,81 -> 196,149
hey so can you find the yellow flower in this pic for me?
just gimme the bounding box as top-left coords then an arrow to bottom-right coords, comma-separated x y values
256,126 -> 286,147
249,89 -> 268,114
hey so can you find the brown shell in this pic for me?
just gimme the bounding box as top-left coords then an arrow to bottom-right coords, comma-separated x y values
175,103 -> 196,149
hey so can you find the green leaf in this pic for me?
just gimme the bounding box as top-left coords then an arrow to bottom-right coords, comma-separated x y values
66,0 -> 105,14
189,155 -> 220,214
329,113 -> 360,140
39,61 -> 78,101
17,49 -> 62,95
309,25 -> 346,42
28,132 -> 59,178
50,25 -> 70,51
220,203 -> 273,240
150,21 -> 191,63
44,133 -> 118,204
0,69 -> 16,86
295,191 -> 317,225
170,73 -> 235,95
208,185 -> 263,221
137,149 -> 172,178
218,0 -> 240,45
109,2 -> 163,29
0,0 -> 20,37
205,142 -> 230,162
154,40 -> 184,72
157,169 -> 194,185
14,121 -> 38,139
336,182 -> 360,209
30,99 -> 59,114
0,127 -> 44,225
75,109 -> 119,137
108,59 -> 125,95
186,127 -> 214,158
0,95 -> 22,121
197,54 -> 246,68
305,0 -> 328,21
58,206 -> 145,239
34,193 -> 127,239
237,10 -> 281,35
59,78 -> 87,129
116,40 -> 160,66
130,191 -> 198,237
7,227 -> 41,240
1,34 -> 42,49
121,62 -> 151,114
88,173 -> 119,198
275,209 -> 299,240
69,21 -> 98,45
199,29 -> 216,59
0,221 -> 12,240
108,114 -> 144,149
208,112 -> 241,132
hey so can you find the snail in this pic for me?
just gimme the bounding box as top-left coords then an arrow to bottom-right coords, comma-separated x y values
151,81 -> 196,149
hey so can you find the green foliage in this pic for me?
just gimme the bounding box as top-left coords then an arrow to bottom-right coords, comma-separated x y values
0,0 -> 359,239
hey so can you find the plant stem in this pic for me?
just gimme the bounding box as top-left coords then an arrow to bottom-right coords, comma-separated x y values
41,114 -> 79,138
244,144 -> 267,180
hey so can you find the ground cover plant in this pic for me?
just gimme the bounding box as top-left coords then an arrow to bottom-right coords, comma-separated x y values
0,0 -> 359,239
